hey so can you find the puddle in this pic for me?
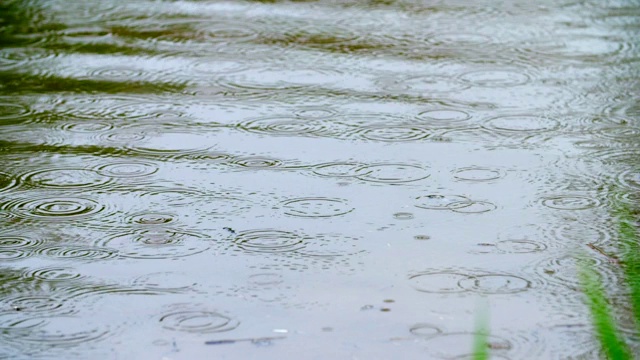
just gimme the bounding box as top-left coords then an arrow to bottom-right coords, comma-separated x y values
0,0 -> 638,357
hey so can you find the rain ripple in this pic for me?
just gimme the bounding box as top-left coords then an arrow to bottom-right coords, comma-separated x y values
2,195 -> 106,221
278,197 -> 354,218
159,304 -> 239,334
3,314 -> 113,347
233,229 -> 305,254
99,228 -> 211,259
409,270 -> 533,294
21,168 -> 111,190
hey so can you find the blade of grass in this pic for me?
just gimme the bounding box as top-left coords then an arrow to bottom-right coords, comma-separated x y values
616,202 -> 640,328
578,259 -> 632,359
473,298 -> 489,360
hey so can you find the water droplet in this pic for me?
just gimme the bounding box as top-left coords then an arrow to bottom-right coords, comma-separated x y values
450,201 -> 497,214
496,240 -> 547,254
452,167 -> 504,182
356,164 -> 430,184
414,194 -> 472,210
410,323 -> 442,338
359,125 -> 430,142
540,195 -> 600,210
280,198 -> 353,218
458,274 -> 531,294
484,116 -> 560,132
160,310 -> 238,333
409,271 -> 471,293
234,229 -> 305,253
22,168 -> 110,189
100,228 -> 210,259
459,69 -> 529,87
97,162 -> 158,178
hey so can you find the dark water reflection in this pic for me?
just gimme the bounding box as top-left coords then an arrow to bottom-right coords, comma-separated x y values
1,0 -> 639,358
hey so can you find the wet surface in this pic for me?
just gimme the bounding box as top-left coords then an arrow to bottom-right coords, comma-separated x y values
0,0 -> 639,358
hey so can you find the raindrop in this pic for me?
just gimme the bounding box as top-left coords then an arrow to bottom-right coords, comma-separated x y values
0,235 -> 44,249
24,267 -> 84,282
458,274 -> 531,294
0,249 -> 30,261
238,117 -> 328,138
96,161 -> 158,178
22,168 -> 110,190
60,121 -> 114,133
450,201 -> 497,214
294,107 -> 336,119
496,240 -> 547,254
35,245 -> 118,260
160,310 -> 239,333
9,315 -> 112,346
100,228 -> 210,259
248,273 -> 284,287
358,125 -> 430,142
355,164 -> 430,184
417,109 -> 471,124
393,212 -> 414,220
232,156 -> 283,168
414,194 -> 472,210
452,167 -> 504,182
126,212 -> 176,226
459,69 -> 530,87
409,271 -> 471,293
409,323 -> 443,338
234,229 -> 305,253
5,196 -> 104,220
311,162 -> 362,178
3,295 -> 64,313
484,115 -> 560,132
540,195 -> 600,210
280,198 -> 353,218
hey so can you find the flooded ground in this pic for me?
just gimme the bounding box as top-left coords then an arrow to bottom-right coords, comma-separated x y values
1,0 -> 639,358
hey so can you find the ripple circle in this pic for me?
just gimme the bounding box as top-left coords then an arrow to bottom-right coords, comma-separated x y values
8,196 -> 104,220
409,271 -> 471,293
23,168 -> 110,189
97,162 -> 158,178
356,164 -> 430,184
160,310 -> 238,333
415,194 -> 472,210
459,69 -> 530,87
484,116 -> 560,132
280,198 -> 353,218
540,195 -> 600,210
450,201 -> 497,213
234,229 -> 305,253
452,167 -> 504,182
100,229 -> 209,259
359,126 -> 430,142
36,245 -> 118,260
458,274 -> 531,294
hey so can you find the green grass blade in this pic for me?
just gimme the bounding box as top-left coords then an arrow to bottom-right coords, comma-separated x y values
578,259 -> 632,360
473,298 -> 489,360
616,203 -> 640,329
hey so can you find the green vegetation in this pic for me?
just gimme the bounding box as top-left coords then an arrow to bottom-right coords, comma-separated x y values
472,300 -> 490,360
579,196 -> 640,359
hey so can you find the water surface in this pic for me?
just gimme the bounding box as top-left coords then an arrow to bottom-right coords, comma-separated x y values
1,0 -> 639,358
